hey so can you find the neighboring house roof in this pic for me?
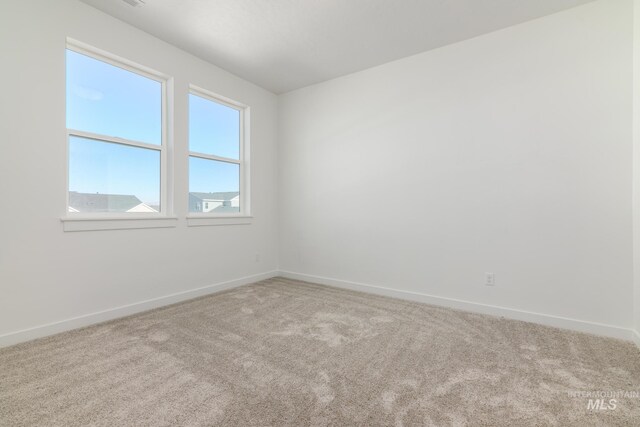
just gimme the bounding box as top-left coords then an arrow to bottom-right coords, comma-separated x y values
212,205 -> 241,213
69,192 -> 154,213
190,192 -> 239,201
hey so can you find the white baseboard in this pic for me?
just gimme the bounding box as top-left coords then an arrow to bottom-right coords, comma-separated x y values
3,270 -> 637,350
633,330 -> 640,349
279,270 -> 637,343
0,270 -> 279,349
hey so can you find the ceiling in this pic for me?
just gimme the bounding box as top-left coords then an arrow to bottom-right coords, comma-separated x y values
81,0 -> 595,94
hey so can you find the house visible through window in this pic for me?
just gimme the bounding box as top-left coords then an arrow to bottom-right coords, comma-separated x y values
188,88 -> 247,215
66,44 -> 166,214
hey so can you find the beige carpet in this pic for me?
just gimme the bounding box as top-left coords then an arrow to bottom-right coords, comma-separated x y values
1,277 -> 639,426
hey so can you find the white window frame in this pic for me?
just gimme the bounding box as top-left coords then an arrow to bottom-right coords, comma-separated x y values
62,39 -> 176,231
187,85 -> 251,222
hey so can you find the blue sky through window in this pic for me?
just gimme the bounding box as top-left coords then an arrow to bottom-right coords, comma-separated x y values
69,136 -> 160,205
189,94 -> 240,159
66,49 -> 162,144
189,157 -> 239,194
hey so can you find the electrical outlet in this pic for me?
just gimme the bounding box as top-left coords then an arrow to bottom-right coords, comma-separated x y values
485,272 -> 495,286
255,254 -> 261,263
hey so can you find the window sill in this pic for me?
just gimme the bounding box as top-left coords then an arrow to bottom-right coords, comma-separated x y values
186,215 -> 253,227
61,216 -> 178,232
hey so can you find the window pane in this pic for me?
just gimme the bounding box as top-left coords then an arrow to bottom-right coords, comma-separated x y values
189,94 -> 240,159
68,136 -> 160,213
189,157 -> 240,213
66,49 -> 162,145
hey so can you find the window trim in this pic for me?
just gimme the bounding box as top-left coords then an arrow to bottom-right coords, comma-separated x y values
64,39 -> 173,224
187,85 -> 250,219
61,216 -> 178,232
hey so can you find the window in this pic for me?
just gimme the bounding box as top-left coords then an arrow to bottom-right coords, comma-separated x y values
66,43 -> 167,216
188,87 -> 248,216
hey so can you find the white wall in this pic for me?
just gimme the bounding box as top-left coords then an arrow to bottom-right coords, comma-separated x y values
279,0 -> 635,336
0,0 -> 279,344
634,0 -> 640,346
